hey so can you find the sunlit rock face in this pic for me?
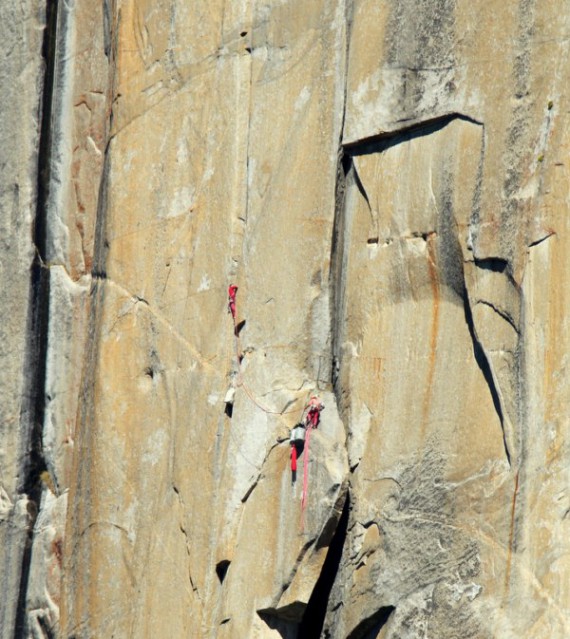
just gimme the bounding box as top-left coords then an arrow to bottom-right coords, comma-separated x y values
1,1 -> 569,638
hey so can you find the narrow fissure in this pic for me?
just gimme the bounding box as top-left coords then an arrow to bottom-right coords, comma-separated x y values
329,153 -> 351,402
462,289 -> 511,465
33,0 -> 59,262
297,492 -> 350,638
329,0 -> 354,411
14,0 -> 60,635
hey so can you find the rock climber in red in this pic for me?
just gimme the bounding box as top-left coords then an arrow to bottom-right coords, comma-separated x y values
304,396 -> 324,429
289,424 -> 306,476
228,284 -> 238,321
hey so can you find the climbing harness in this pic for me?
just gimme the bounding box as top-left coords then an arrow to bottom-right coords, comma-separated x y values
289,423 -> 306,474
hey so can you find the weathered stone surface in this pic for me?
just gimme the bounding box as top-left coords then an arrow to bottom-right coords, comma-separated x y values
0,2 -> 46,634
1,0 -> 569,638
324,2 -> 570,637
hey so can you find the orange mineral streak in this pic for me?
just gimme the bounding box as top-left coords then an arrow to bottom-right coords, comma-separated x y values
421,233 -> 440,438
504,469 -> 520,596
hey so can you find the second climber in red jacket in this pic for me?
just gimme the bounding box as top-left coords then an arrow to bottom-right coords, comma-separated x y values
304,396 -> 324,429
228,284 -> 238,321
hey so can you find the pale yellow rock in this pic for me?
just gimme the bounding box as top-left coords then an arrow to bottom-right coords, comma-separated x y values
2,0 -> 570,637
0,2 -> 50,634
325,1 -> 570,637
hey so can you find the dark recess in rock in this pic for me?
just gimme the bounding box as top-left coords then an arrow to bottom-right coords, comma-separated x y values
37,615 -> 57,639
474,256 -> 508,273
298,492 -> 350,638
258,610 -> 299,639
15,0 -> 60,635
345,114 -> 481,156
215,559 -> 231,584
346,606 -> 396,639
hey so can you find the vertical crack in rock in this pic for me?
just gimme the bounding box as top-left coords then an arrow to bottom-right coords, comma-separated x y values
33,0 -> 59,264
330,0 -> 355,415
92,147 -> 111,280
92,1 -> 119,281
330,152 -> 351,411
297,492 -> 350,638
462,284 -> 511,466
14,0 -> 60,635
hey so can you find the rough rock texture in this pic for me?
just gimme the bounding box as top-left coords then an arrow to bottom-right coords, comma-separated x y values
1,1 -> 569,638
1,2 -> 50,634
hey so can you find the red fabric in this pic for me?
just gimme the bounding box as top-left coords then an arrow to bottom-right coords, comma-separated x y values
228,285 -> 238,320
291,445 -> 297,472
303,396 -> 324,429
304,397 -> 324,428
306,408 -> 320,428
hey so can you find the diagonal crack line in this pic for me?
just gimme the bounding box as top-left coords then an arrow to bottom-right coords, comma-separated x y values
174,487 -> 201,599
475,299 -> 520,334
240,435 -> 286,504
528,231 -> 556,248
463,290 -> 512,467
98,276 -> 218,374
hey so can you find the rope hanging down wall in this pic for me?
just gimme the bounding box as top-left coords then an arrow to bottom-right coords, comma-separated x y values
225,284 -> 308,416
225,284 -> 325,524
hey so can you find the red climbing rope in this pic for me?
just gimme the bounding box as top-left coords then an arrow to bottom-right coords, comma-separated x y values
301,423 -> 313,513
226,283 -> 326,527
300,397 -> 324,526
227,283 -> 306,416
240,378 -> 303,415
228,284 -> 325,528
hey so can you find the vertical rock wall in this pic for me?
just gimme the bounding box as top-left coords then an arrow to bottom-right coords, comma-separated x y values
1,1 -> 568,638
0,2 -> 46,634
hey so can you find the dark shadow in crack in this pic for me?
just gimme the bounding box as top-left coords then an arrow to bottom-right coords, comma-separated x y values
346,113 -> 481,157
297,492 -> 350,638
346,606 -> 396,639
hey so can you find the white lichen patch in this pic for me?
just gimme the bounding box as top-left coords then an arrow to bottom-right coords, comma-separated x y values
142,429 -> 168,467
168,186 -> 195,218
294,86 -> 311,112
198,274 -> 211,292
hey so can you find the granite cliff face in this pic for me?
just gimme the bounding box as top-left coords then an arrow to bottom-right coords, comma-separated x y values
1,1 -> 569,637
